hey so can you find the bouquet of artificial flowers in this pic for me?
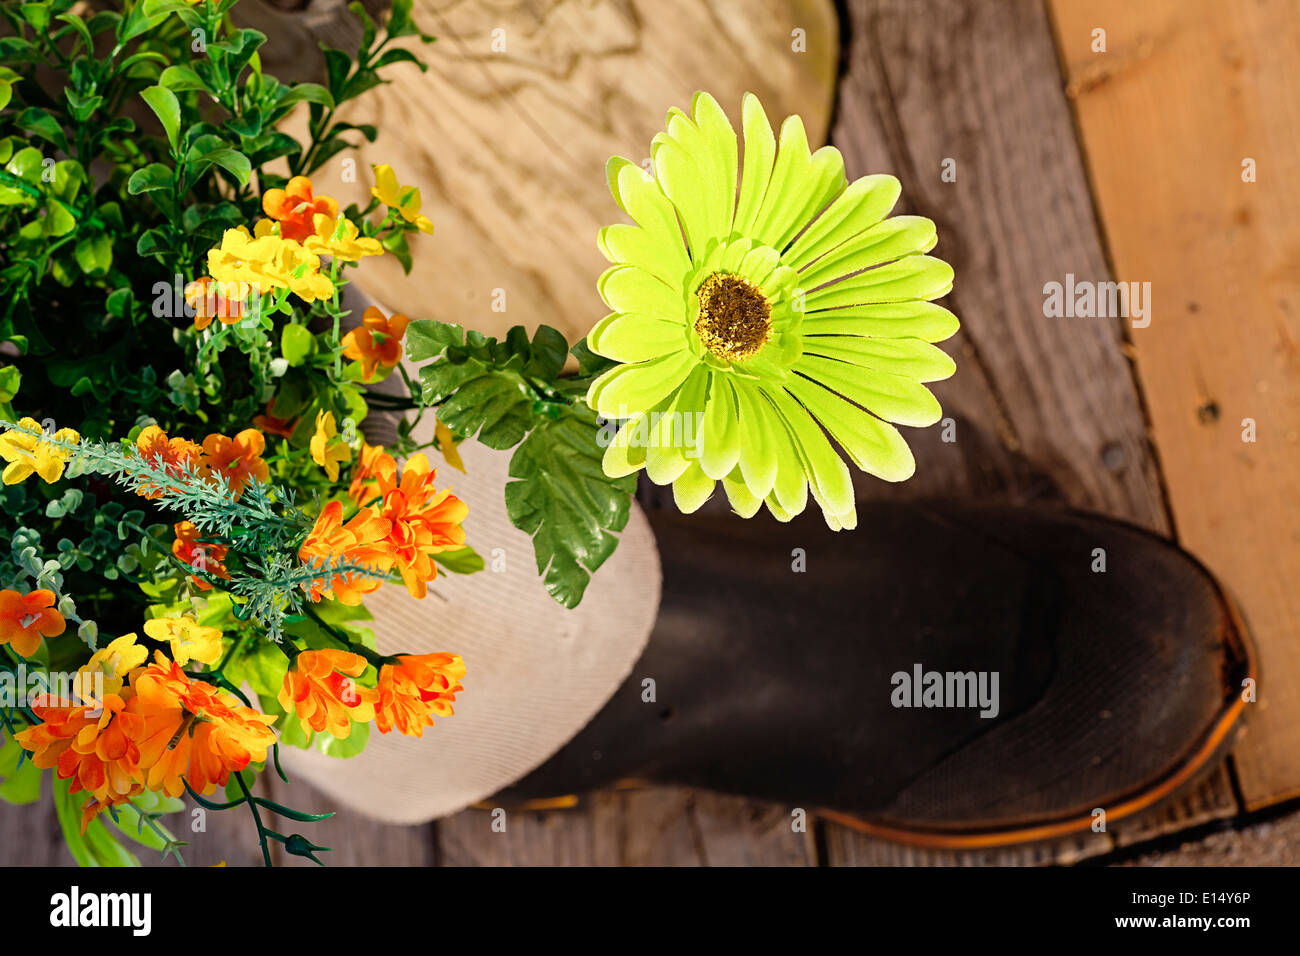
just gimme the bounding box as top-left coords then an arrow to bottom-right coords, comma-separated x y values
0,0 -> 955,866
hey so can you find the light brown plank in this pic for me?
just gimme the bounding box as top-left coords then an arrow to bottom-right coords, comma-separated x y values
1049,0 -> 1300,809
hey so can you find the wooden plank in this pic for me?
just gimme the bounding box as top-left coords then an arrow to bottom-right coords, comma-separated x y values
250,0 -> 840,345
1048,0 -> 1300,809
819,0 -> 1182,863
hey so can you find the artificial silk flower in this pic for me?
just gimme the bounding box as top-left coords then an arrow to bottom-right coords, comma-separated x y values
304,213 -> 384,262
340,306 -> 409,381
371,163 -> 434,234
201,428 -> 269,496
347,440 -> 394,507
299,499 -> 393,605
374,653 -> 465,737
184,276 -> 244,331
586,91 -> 959,530
373,452 -> 468,599
252,401 -> 296,440
0,587 -> 66,657
135,425 -> 203,499
434,418 -> 465,473
206,221 -> 334,303
0,417 -> 80,485
262,175 -> 339,243
16,691 -> 144,831
279,649 -> 377,739
129,655 -> 277,798
76,633 -> 149,698
309,410 -> 352,482
172,521 -> 231,591
142,616 -> 223,668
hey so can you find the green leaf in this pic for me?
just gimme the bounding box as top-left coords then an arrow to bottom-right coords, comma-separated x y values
278,82 -> 334,110
158,64 -> 207,92
281,323 -> 314,366
140,85 -> 182,154
0,735 -> 41,805
74,233 -> 113,276
505,406 -> 637,608
127,162 -> 172,195
313,719 -> 369,759
15,107 -> 67,152
406,317 -> 464,362
0,365 -> 20,403
198,147 -> 251,187
433,545 -> 484,575
52,776 -> 139,866
431,364 -> 534,449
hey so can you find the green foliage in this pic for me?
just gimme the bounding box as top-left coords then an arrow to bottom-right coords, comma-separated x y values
407,319 -> 637,607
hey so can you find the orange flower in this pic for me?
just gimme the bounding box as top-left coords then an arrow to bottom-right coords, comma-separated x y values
184,277 -> 244,331
202,429 -> 270,496
0,588 -> 66,657
252,401 -> 296,440
278,649 -> 376,739
135,425 -> 203,499
299,500 -> 393,605
347,440 -> 395,507
128,655 -> 277,798
262,176 -> 339,243
171,521 -> 230,591
341,307 -> 409,381
374,653 -> 465,737
374,454 -> 468,599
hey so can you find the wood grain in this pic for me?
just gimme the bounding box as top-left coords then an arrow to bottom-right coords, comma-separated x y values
1048,0 -> 1300,809
250,0 -> 840,345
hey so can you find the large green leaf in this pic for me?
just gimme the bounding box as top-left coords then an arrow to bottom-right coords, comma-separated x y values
505,406 -> 637,608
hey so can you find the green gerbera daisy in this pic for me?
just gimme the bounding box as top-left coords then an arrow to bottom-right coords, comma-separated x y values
586,91 -> 958,530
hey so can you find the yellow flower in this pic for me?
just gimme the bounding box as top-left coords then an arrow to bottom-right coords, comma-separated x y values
0,417 -> 80,485
304,213 -> 384,263
206,221 -> 334,303
371,164 -> 434,234
76,633 -> 149,698
310,410 -> 352,482
142,616 -> 224,668
434,418 -> 465,473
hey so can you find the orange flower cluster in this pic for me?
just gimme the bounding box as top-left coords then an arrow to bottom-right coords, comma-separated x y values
262,176 -> 339,243
302,450 -> 467,603
134,425 -> 269,499
374,653 -> 465,737
341,307 -> 409,381
278,649 -> 374,739
277,648 -> 465,741
184,276 -> 244,331
17,653 -> 276,830
171,521 -> 230,591
0,588 -> 66,657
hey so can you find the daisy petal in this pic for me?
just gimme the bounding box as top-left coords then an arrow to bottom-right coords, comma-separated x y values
589,312 -> 690,363
784,376 -> 916,482
796,354 -> 943,426
691,91 -> 739,236
803,255 -> 954,310
598,264 -> 685,318
653,130 -> 718,259
721,469 -> 763,518
588,350 -> 696,419
697,374 -> 742,480
761,385 -> 855,525
802,300 -> 960,342
607,157 -> 691,266
645,367 -> 708,485
734,93 -> 777,237
672,460 -> 716,513
599,223 -> 692,288
796,216 -> 938,290
602,414 -> 650,477
733,383 -> 779,499
782,174 -> 902,271
803,336 -> 957,382
751,115 -> 846,251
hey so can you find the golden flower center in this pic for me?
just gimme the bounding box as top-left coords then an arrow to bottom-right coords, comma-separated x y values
693,272 -> 772,362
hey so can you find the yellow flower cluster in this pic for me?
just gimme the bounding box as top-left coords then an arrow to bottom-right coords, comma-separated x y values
0,417 -> 80,485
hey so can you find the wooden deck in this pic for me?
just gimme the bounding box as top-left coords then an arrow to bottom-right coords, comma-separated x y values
3,0 -> 1298,866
